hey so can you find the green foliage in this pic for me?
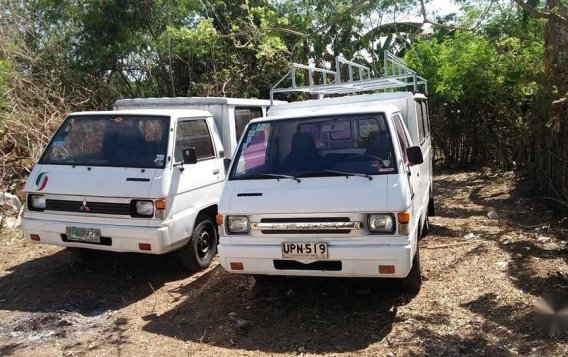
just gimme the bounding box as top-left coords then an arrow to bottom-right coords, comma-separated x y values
0,0 -> 558,173
405,16 -> 545,166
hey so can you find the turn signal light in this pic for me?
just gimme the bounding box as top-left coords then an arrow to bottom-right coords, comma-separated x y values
397,212 -> 410,224
215,214 -> 224,225
230,262 -> 244,271
155,199 -> 166,210
139,243 -> 152,251
30,234 -> 41,241
379,265 -> 395,274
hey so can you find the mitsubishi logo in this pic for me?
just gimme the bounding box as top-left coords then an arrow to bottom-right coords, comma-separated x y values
79,199 -> 91,212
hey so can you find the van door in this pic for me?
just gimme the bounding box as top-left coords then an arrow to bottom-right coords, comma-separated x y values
170,118 -> 224,244
392,114 -> 420,231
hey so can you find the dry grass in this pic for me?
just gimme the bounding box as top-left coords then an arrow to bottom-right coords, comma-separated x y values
0,170 -> 566,356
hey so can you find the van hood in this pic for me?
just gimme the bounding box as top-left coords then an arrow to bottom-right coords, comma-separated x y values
26,165 -> 164,199
220,175 -> 408,214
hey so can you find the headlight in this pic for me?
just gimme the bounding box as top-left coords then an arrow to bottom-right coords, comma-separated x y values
28,194 -> 46,211
368,214 -> 395,233
227,216 -> 250,233
132,200 -> 154,217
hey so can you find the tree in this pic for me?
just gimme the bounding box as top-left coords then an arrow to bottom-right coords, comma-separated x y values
404,8 -> 544,166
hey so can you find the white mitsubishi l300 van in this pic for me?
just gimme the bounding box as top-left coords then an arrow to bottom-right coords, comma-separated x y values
217,95 -> 434,291
22,109 -> 226,271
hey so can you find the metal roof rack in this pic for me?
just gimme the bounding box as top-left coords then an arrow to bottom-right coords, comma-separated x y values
270,51 -> 428,104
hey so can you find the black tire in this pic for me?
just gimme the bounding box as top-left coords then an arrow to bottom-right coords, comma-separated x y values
421,213 -> 430,238
427,197 -> 436,216
67,247 -> 104,263
179,214 -> 218,272
401,248 -> 422,293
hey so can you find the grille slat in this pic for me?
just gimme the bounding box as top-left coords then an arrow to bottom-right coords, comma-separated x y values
258,217 -> 356,234
46,199 -> 131,215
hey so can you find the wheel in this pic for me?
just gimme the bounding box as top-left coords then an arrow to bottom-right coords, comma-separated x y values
428,197 -> 436,216
67,247 -> 103,263
421,213 -> 430,238
401,247 -> 422,293
179,214 -> 218,272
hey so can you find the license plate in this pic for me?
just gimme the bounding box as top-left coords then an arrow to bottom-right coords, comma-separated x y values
281,242 -> 328,259
66,227 -> 101,243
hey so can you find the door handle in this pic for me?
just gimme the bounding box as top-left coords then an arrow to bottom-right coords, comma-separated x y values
213,169 -> 220,175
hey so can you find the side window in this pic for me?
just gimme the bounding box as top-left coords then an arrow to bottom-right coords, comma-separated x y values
175,119 -> 215,162
421,101 -> 430,137
235,107 -> 263,141
416,102 -> 425,143
393,114 -> 410,163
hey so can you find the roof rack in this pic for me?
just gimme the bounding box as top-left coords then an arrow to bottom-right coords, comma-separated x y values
270,51 -> 428,104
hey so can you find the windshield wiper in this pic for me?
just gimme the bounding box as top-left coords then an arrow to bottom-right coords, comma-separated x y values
299,170 -> 373,181
240,173 -> 301,183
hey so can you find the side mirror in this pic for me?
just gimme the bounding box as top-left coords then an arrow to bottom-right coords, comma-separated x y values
406,146 -> 424,165
182,147 -> 198,164
223,158 -> 231,173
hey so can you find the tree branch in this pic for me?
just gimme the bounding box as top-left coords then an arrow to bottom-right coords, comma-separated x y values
416,0 -> 475,32
291,0 -> 371,56
218,27 -> 307,39
511,0 -> 568,27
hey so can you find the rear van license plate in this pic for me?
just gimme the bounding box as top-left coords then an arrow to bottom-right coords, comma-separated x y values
281,242 -> 328,259
66,227 -> 101,243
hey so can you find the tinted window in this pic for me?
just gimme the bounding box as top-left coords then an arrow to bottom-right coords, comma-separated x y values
240,124 -> 271,171
235,107 -> 263,141
40,115 -> 169,168
421,101 -> 430,137
330,121 -> 351,140
359,118 -> 380,138
175,119 -> 215,162
416,102 -> 425,142
393,114 -> 410,163
230,113 -> 397,180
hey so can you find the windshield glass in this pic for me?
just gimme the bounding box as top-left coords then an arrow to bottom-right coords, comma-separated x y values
229,113 -> 397,180
40,114 -> 170,168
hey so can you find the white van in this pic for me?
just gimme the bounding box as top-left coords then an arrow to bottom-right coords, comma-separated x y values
217,54 -> 434,290
22,104 -> 270,271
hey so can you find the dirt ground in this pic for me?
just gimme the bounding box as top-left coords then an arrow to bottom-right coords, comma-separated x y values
0,170 -> 567,356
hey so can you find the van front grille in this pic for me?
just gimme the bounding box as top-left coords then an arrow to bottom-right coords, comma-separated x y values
46,199 -> 131,215
254,217 -> 359,234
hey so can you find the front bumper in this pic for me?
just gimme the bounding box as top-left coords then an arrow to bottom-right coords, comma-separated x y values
22,217 -> 177,254
218,237 -> 414,278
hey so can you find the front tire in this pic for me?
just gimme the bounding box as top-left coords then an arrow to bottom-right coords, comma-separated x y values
421,213 -> 430,238
179,214 -> 218,272
427,197 -> 436,216
401,247 -> 422,293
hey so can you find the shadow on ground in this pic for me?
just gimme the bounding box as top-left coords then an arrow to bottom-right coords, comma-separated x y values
0,249 -> 188,316
438,170 -> 568,342
142,266 -> 415,353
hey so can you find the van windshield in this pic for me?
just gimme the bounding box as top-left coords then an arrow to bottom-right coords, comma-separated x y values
40,114 -> 170,168
229,113 -> 397,180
